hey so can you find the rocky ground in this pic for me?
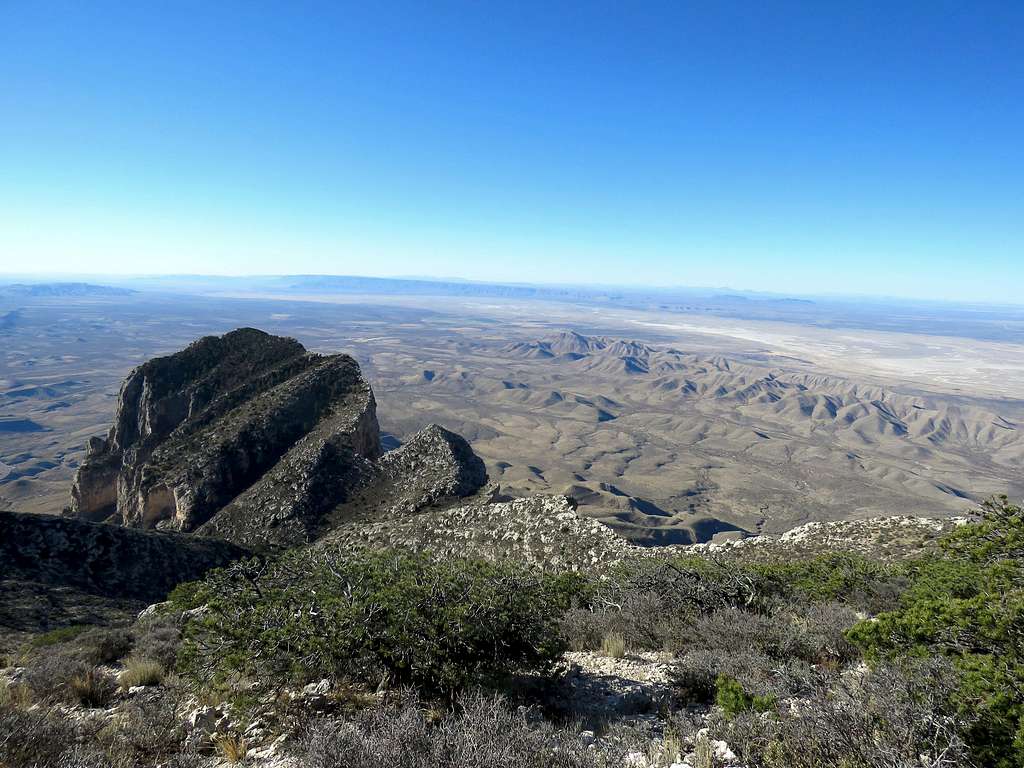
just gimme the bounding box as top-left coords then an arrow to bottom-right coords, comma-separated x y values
324,493 -> 635,571
684,513 -> 964,562
0,638 -> 739,768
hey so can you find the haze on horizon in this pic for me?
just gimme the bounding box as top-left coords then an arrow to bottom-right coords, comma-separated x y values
1,2 -> 1022,303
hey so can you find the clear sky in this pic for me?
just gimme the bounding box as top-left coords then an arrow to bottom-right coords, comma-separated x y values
1,1 -> 1021,302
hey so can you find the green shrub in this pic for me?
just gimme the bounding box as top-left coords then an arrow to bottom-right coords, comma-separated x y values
750,551 -> 905,608
172,549 -> 581,695
27,625 -> 90,649
848,496 -> 1024,768
714,674 -> 775,718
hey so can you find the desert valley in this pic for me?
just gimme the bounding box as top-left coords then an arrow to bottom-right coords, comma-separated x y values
3,281 -> 1021,544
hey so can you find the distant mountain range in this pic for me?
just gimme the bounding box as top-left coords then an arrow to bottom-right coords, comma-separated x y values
3,275 -> 1023,343
0,282 -> 135,297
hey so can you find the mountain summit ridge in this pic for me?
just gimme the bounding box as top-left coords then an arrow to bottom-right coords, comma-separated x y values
67,328 -> 487,548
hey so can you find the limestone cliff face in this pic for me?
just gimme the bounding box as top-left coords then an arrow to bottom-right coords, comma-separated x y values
69,328 -> 382,533
69,328 -> 488,549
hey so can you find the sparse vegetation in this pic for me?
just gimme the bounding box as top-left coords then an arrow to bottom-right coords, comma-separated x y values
6,495 -> 1021,768
212,732 -> 248,763
69,667 -> 115,708
78,626 -> 134,665
600,631 -> 627,659
292,692 -> 607,768
22,650 -> 90,703
118,657 -> 165,689
102,695 -> 192,764
0,706 -> 80,768
0,682 -> 32,710
708,658 -> 973,768
131,618 -> 182,670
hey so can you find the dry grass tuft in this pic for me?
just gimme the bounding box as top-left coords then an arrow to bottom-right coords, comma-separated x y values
600,631 -> 627,659
213,732 -> 249,763
69,667 -> 114,708
118,657 -> 165,689
0,682 -> 33,710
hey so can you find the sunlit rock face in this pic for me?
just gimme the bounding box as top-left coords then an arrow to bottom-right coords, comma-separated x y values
69,328 -> 488,549
69,328 -> 381,533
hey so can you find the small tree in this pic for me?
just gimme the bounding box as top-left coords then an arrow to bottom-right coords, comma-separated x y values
715,674 -> 774,718
848,496 -> 1024,768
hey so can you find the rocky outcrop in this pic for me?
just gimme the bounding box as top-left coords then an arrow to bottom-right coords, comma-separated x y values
0,510 -> 245,602
684,514 -> 959,562
323,494 -> 632,571
198,424 -> 487,549
354,424 -> 488,518
69,329 -> 382,533
69,329 -> 488,549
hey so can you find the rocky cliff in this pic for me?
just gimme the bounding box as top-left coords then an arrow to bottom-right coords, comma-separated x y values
197,422 -> 487,548
69,329 -> 488,548
69,329 -> 381,532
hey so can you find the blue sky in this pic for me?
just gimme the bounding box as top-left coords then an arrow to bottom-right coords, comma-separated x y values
1,1 -> 1021,301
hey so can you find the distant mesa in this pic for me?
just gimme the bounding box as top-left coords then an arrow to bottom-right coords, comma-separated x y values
0,282 -> 134,298
710,294 -> 815,306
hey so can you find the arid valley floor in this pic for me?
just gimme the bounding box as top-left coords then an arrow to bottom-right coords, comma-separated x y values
2,283 -> 1022,544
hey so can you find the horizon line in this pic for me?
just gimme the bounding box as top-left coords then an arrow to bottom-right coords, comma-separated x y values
1,270 -> 1022,310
